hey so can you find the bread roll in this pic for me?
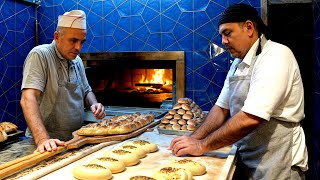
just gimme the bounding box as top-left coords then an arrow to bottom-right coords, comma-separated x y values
173,104 -> 182,110
185,111 -> 193,116
172,124 -> 181,130
165,159 -> 206,176
168,110 -> 177,115
89,157 -> 125,173
187,124 -> 196,131
152,167 -> 192,180
158,123 -> 166,129
119,145 -> 147,158
177,109 -> 186,115
72,164 -> 112,180
169,119 -> 178,125
103,150 -> 140,166
177,98 -> 189,104
181,125 -> 188,131
125,140 -> 158,153
181,104 -> 191,111
182,114 -> 192,120
161,119 -> 169,124
173,114 -> 182,120
178,119 -> 186,125
187,119 -> 196,126
129,176 -> 156,180
164,114 -> 173,120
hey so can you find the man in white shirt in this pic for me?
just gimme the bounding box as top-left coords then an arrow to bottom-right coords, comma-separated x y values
169,3 -> 308,179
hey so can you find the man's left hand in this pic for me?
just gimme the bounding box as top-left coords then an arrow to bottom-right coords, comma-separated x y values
168,135 -> 206,156
90,103 -> 106,119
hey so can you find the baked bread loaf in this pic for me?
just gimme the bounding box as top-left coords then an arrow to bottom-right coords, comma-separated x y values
72,164 -> 112,180
0,130 -> 8,142
119,145 -> 147,158
165,159 -> 206,176
89,157 -> 125,173
0,122 -> 18,133
77,113 -> 154,136
125,140 -> 158,153
103,149 -> 140,166
129,176 -> 156,180
152,167 -> 193,180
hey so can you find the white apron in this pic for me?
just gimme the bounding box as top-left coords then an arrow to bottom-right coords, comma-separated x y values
229,54 -> 301,179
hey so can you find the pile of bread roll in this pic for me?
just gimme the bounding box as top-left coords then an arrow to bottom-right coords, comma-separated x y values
0,122 -> 18,142
72,140 -> 158,180
158,98 -> 206,131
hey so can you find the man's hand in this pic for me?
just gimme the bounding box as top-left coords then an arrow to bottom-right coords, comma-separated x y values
90,103 -> 106,119
168,135 -> 206,156
36,138 -> 65,153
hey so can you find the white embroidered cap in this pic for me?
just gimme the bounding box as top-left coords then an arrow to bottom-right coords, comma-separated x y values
57,10 -> 86,29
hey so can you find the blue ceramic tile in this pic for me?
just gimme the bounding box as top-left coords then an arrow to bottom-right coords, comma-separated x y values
132,0 -> 145,15
91,20 -> 103,36
185,90 -> 193,100
91,37 -> 104,51
5,16 -> 15,31
132,16 -> 145,33
104,20 -> 117,35
104,0 -> 116,15
0,59 -> 7,76
194,0 -> 209,11
161,15 -> 175,32
207,82 -> 222,101
206,1 -> 226,20
185,73 -> 193,91
173,23 -> 192,40
177,33 -> 193,51
178,0 -> 193,12
113,0 -> 127,7
5,51 -> 15,66
116,37 -> 131,51
118,0 -> 131,16
147,15 -> 160,33
113,26 -> 130,43
87,11 -> 102,28
147,33 -> 161,50
161,0 -> 176,12
185,51 -> 193,69
162,33 -> 176,50
186,66 -> 192,75
193,91 -> 210,107
162,4 -> 180,21
165,42 -> 180,51
142,44 -> 158,51
1,39 -> 14,55
178,12 -> 193,30
133,25 -> 150,42
5,31 -> 15,48
118,17 -> 130,33
0,93 -> 8,109
200,102 -> 214,111
194,12 -> 210,30
194,72 -> 210,90
43,0 -> 54,7
194,51 -> 209,69
1,76 -> 14,93
92,1 -> 103,17
196,21 -> 215,40
132,37 -> 145,51
212,52 -> 230,72
194,33 -> 209,51
0,22 -> 7,38
105,9 -> 120,24
196,62 -> 215,81
141,6 -> 158,23
2,1 -> 15,20
147,0 -> 160,13
212,71 -> 227,87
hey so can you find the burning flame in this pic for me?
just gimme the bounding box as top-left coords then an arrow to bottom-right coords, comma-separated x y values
139,69 -> 172,85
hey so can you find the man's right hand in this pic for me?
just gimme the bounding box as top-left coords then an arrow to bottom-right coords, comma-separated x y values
36,138 -> 65,153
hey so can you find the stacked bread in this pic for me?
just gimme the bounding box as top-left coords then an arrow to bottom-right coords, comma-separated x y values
72,140 -> 158,180
0,122 -> 18,142
158,98 -> 206,131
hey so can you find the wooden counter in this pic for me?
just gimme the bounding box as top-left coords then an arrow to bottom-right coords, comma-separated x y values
7,129 -> 237,180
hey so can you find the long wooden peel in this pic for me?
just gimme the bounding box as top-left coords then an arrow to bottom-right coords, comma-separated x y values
0,146 -> 66,179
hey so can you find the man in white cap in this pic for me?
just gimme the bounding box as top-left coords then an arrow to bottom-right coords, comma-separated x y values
21,10 -> 106,153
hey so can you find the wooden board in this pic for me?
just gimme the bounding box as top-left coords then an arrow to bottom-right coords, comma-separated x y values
66,119 -> 161,149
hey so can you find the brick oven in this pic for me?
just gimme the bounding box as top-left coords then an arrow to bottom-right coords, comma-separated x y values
81,52 -> 185,109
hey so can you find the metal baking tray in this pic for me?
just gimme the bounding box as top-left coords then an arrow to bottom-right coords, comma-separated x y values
157,127 -> 193,136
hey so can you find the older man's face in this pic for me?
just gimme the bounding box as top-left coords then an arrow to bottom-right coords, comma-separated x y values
54,27 -> 86,60
219,22 -> 253,60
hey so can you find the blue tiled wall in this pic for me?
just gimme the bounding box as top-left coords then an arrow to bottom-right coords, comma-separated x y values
37,0 -> 260,111
0,0 -> 36,130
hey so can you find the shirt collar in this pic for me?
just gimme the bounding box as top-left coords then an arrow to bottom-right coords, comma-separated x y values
237,34 -> 265,69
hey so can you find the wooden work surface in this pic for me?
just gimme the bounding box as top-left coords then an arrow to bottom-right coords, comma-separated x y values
16,129 -> 237,180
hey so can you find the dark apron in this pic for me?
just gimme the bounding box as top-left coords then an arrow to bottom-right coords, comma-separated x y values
229,55 -> 293,179
44,60 -> 85,141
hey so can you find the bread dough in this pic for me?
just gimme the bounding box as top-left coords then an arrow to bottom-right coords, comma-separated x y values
119,145 -> 147,158
89,157 -> 126,173
72,164 -> 112,180
103,149 -> 140,166
125,140 -> 158,153
152,167 -> 192,180
129,176 -> 156,180
165,159 -> 206,176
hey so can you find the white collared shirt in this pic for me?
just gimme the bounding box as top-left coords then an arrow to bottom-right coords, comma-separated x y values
216,35 -> 308,170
